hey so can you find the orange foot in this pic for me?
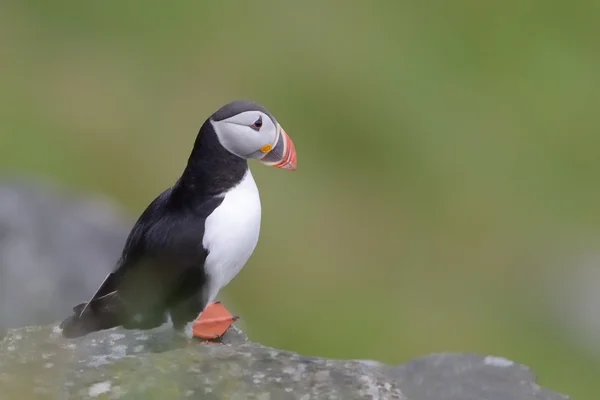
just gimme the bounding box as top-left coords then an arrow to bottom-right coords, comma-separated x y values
192,301 -> 239,343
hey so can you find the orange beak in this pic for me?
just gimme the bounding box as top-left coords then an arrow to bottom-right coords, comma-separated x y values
259,125 -> 297,171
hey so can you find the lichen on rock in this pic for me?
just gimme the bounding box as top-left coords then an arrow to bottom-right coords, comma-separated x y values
0,322 -> 569,400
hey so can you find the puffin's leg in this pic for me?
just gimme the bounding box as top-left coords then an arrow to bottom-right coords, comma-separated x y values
192,301 -> 239,342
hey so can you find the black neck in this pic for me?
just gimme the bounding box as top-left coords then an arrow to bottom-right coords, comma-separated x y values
173,120 -> 248,199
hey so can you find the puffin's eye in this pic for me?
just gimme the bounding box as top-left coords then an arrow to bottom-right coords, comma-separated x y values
250,116 -> 263,131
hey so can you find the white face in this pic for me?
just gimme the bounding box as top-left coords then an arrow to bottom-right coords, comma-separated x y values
210,111 -> 279,159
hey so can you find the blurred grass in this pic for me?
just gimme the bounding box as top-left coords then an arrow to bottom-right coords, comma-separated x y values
1,0 -> 599,398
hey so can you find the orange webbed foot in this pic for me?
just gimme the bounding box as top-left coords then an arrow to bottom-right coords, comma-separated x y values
192,301 -> 239,342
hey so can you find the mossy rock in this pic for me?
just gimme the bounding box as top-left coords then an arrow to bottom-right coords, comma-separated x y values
0,323 -> 569,399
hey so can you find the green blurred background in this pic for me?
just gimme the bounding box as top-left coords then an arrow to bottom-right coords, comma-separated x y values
1,1 -> 599,398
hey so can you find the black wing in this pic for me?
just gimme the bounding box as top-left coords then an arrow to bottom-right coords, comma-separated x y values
77,187 -> 175,315
62,188 -> 224,336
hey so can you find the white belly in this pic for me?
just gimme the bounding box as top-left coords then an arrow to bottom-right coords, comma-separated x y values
202,169 -> 261,303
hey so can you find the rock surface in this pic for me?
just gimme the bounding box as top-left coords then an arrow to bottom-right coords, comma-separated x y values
0,179 -> 131,331
0,323 -> 570,400
389,353 -> 569,400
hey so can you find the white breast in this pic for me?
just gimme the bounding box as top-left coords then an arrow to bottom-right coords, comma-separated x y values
202,169 -> 262,304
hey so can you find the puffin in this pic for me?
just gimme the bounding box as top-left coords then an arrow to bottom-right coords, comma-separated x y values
59,100 -> 297,341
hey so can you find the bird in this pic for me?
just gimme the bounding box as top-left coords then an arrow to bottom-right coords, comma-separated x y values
59,100 -> 297,341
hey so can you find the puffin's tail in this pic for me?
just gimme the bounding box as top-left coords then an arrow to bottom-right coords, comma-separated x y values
59,292 -> 125,338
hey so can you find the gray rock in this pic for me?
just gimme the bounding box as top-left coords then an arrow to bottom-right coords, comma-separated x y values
0,178 -> 131,331
543,254 -> 600,357
0,323 -> 407,399
0,323 -> 570,400
389,353 -> 570,400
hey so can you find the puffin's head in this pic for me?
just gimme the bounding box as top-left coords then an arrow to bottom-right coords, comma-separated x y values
209,100 -> 297,171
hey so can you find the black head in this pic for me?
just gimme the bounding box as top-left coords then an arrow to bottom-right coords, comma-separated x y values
212,100 -> 277,125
